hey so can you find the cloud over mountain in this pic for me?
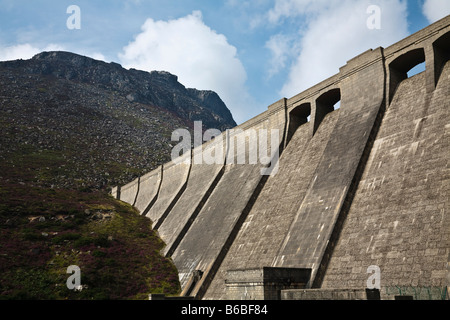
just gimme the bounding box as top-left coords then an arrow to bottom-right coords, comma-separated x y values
119,11 -> 252,124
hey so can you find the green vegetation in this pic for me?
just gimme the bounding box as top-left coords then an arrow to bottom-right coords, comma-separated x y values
0,146 -> 181,300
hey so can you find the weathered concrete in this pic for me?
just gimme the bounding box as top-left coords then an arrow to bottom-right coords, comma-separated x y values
226,268 -> 311,300
320,60 -> 450,299
145,151 -> 191,227
273,47 -> 386,285
133,166 -> 162,215
157,141 -> 225,256
171,162 -> 265,298
171,119 -> 281,298
281,288 -> 368,300
204,110 -> 339,299
117,177 -> 139,207
112,15 -> 450,300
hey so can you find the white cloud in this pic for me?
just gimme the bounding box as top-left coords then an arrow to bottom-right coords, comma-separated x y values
119,11 -> 253,124
0,42 -> 106,63
267,0 -> 330,23
0,43 -> 63,61
265,0 -> 409,98
265,34 -> 298,79
422,0 -> 450,23
88,52 -> 107,62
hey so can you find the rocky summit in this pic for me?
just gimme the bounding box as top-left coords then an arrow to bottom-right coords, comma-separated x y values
0,51 -> 236,190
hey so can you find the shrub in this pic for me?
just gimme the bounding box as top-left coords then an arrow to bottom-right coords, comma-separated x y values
73,236 -> 95,248
51,232 -> 81,244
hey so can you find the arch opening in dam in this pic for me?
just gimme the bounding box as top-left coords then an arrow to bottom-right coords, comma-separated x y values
433,30 -> 450,87
313,88 -> 341,136
286,102 -> 311,146
388,48 -> 426,103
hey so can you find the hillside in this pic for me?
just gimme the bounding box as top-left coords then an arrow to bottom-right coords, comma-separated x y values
0,51 -> 236,299
0,51 -> 236,190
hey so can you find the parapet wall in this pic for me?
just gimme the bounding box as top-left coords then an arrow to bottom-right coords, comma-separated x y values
112,15 -> 450,300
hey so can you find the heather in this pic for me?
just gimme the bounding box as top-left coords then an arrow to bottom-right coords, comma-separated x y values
0,180 -> 181,299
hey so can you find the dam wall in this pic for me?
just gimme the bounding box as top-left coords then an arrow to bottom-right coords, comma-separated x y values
112,16 -> 450,300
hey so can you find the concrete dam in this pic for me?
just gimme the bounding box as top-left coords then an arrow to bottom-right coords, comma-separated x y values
112,16 -> 450,300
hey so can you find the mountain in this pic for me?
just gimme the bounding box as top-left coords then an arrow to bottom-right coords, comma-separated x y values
0,51 -> 236,190
7,51 -> 236,129
0,51 -> 236,299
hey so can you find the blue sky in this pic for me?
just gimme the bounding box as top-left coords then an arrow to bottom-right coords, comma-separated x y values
1,0 -> 449,124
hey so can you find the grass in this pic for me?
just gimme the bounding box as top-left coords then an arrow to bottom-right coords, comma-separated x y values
0,145 -> 181,300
